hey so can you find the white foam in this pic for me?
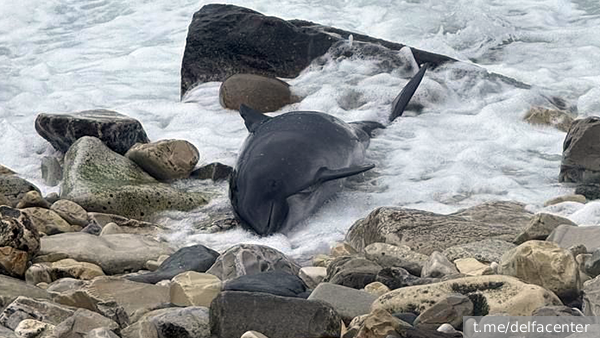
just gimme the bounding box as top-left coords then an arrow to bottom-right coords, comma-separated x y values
2,0 -> 600,261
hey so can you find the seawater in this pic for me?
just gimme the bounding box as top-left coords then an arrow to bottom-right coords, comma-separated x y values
2,0 -> 600,260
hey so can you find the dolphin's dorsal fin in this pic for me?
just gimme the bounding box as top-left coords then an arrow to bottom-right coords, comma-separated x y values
290,164 -> 375,196
389,63 -> 429,122
239,104 -> 271,132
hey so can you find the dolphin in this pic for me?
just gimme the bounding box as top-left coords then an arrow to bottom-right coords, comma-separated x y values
229,64 -> 428,235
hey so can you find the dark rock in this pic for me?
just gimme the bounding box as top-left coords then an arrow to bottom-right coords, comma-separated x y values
575,183 -> 600,200
180,4 -> 455,97
190,162 -> 233,181
141,307 -> 210,338
127,244 -> 219,284
325,256 -> 382,289
81,221 -> 102,235
413,293 -> 473,329
0,176 -> 40,208
346,202 -> 531,255
45,193 -> 60,204
560,117 -> 600,183
35,109 -> 149,155
206,244 -> 300,281
307,283 -> 377,324
532,305 -> 583,316
223,271 -> 307,297
219,74 -> 299,112
0,206 -> 40,258
209,291 -> 341,338
584,248 -> 600,278
376,267 -> 440,290
393,312 -> 418,326
52,308 -> 119,338
547,224 -> 600,252
0,296 -> 75,330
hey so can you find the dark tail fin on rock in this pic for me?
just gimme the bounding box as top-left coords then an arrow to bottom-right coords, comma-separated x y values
389,63 -> 428,122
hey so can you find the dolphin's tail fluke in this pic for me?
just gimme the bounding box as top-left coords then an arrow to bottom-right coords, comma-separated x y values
389,63 -> 429,122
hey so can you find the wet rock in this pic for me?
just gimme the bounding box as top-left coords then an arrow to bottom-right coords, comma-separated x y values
413,294 -> 473,329
442,239 -> 516,263
544,194 -> 586,207
206,244 -> 300,281
180,4 -> 454,97
0,176 -> 40,208
170,272 -> 222,307
16,191 -> 50,209
308,283 -> 377,324
50,200 -> 88,227
52,308 -> 119,338
140,307 -> 210,338
38,233 -> 173,275
224,271 -> 307,297
325,256 -> 382,289
209,291 -> 341,338
41,157 -> 62,187
14,319 -> 54,338
532,305 -> 583,316
364,281 -> 391,297
499,240 -> 579,302
125,140 -> 200,181
25,259 -> 104,285
0,164 -> 15,176
421,251 -> 459,278
299,266 -> 327,289
190,162 -> 233,181
61,137 -> 207,219
219,74 -> 299,112
372,275 -> 561,317
514,213 -> 578,244
127,244 -> 218,284
454,258 -> 493,276
375,267 -> 440,290
0,246 -> 28,277
0,206 -> 40,258
346,202 -> 531,255
560,116 -> 600,183
35,109 -> 149,155
45,193 -> 60,205
0,275 -> 50,310
364,243 -> 429,276
575,183 -> 600,200
547,224 -> 600,251
0,296 -> 75,330
524,106 -> 574,132
22,207 -> 81,235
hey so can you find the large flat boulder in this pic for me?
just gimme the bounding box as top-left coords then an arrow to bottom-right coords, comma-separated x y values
35,109 -> 149,155
346,201 -> 532,255
38,233 -> 173,275
60,136 -> 207,219
180,4 -> 455,97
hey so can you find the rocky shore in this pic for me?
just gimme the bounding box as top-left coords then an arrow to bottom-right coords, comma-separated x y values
2,3 -> 600,338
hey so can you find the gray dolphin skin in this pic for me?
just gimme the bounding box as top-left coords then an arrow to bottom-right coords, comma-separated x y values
229,64 -> 428,236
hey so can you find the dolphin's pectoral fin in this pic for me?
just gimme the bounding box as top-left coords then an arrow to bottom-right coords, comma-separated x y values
239,104 -> 271,132
316,164 -> 376,183
389,63 -> 429,122
349,121 -> 386,138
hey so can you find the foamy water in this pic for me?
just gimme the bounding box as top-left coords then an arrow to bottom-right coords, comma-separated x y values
2,0 -> 600,261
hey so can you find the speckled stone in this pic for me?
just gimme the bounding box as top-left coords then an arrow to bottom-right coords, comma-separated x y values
125,139 -> 200,181
60,137 -> 207,219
